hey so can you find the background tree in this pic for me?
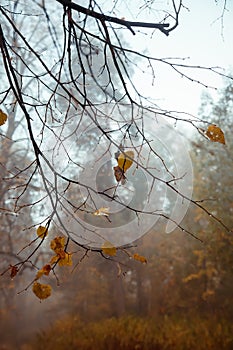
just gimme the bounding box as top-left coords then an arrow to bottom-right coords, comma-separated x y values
182,78 -> 233,316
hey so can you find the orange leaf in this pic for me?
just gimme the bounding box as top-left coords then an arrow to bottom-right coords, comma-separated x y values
58,252 -> 72,266
36,226 -> 48,239
32,282 -> 52,300
206,125 -> 225,144
133,253 -> 147,264
50,236 -> 65,253
36,264 -> 51,280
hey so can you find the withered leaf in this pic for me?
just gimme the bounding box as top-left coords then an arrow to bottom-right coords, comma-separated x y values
206,125 -> 225,145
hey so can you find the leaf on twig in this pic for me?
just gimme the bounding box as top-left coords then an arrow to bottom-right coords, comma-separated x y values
50,236 -> 72,266
0,109 -> 8,126
36,225 -> 48,239
206,125 -> 225,144
58,252 -> 72,266
113,150 -> 134,184
93,207 -> 110,217
102,241 -> 117,256
36,264 -> 51,280
10,265 -> 19,279
117,150 -> 134,172
133,253 -> 147,264
32,282 -> 52,300
50,236 -> 65,252
113,165 -> 126,184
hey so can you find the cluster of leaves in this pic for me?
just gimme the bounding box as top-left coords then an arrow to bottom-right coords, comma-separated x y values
29,315 -> 233,350
4,223 -> 147,300
33,229 -> 73,300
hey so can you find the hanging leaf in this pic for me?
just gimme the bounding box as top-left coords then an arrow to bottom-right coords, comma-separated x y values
133,253 -> 147,264
102,241 -> 117,256
93,207 -> 110,216
117,150 -> 134,172
0,109 -> 8,126
58,252 -> 72,266
32,282 -> 52,300
50,236 -> 65,253
36,225 -> 48,239
10,265 -> 19,279
206,125 -> 225,144
36,264 -> 51,280
113,165 -> 126,184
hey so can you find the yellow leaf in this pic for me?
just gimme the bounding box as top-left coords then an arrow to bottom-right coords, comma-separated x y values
36,264 -> 51,280
58,252 -> 72,266
50,236 -> 65,253
117,150 -> 134,172
206,125 -> 225,144
32,282 -> 52,300
36,226 -> 48,239
102,241 -> 117,256
133,253 -> 147,264
0,109 -> 8,126
93,207 -> 110,216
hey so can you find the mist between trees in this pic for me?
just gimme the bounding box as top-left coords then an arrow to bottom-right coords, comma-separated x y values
0,1 -> 233,349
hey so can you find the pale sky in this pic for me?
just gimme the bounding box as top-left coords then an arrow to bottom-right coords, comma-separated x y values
122,0 -> 233,116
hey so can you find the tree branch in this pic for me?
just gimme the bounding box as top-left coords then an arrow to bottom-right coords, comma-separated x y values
55,0 -> 170,36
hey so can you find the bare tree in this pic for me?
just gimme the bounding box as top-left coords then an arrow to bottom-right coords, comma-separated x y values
0,0 -> 232,297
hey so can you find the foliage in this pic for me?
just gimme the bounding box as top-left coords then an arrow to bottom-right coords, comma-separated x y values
29,315 -> 233,350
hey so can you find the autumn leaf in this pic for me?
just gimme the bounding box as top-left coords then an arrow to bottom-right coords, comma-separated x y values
36,264 -> 51,280
93,207 -> 110,217
117,150 -> 134,172
50,236 -> 65,253
10,265 -> 19,279
113,165 -> 126,184
0,109 -> 8,126
102,241 -> 117,256
133,253 -> 147,264
36,226 -> 48,239
206,124 -> 225,144
32,282 -> 52,300
49,236 -> 72,266
58,252 -> 72,266
50,251 -> 72,266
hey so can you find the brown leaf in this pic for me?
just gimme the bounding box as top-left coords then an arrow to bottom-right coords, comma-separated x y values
0,109 -> 8,126
206,125 -> 225,144
32,282 -> 52,300
36,264 -> 51,280
10,265 -> 19,279
113,165 -> 126,184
